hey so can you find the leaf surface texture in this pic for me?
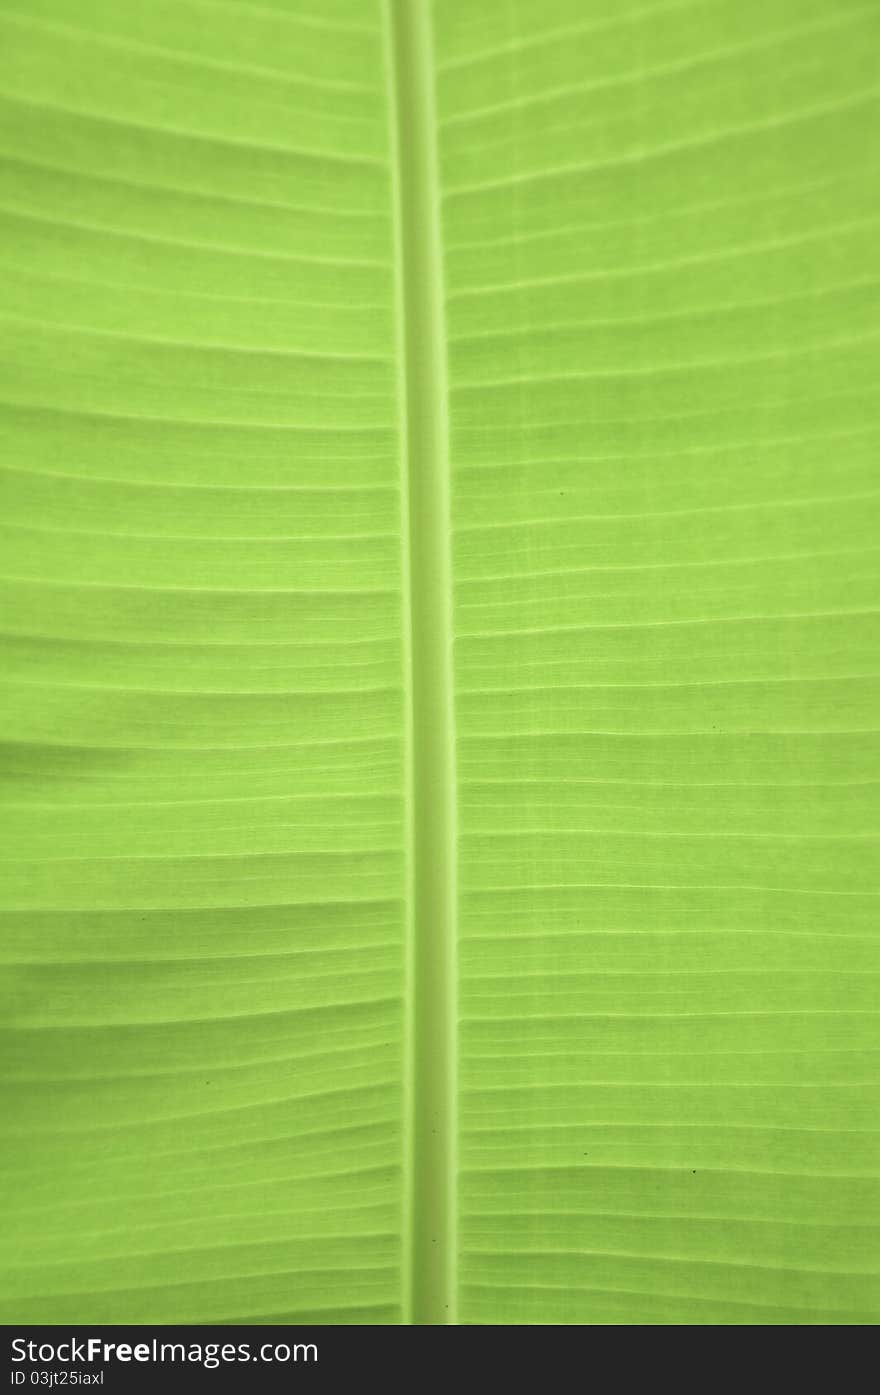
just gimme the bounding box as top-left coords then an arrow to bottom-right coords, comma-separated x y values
1,0 -> 878,1326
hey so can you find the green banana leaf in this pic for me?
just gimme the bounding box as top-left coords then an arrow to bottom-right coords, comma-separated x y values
1,0 -> 878,1325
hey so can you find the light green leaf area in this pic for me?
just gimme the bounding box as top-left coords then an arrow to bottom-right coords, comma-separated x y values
1,0 -> 879,1326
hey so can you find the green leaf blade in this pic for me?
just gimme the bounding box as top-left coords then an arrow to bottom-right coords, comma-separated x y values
2,0 -> 878,1327
438,0 -> 880,1325
0,0 -> 408,1325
